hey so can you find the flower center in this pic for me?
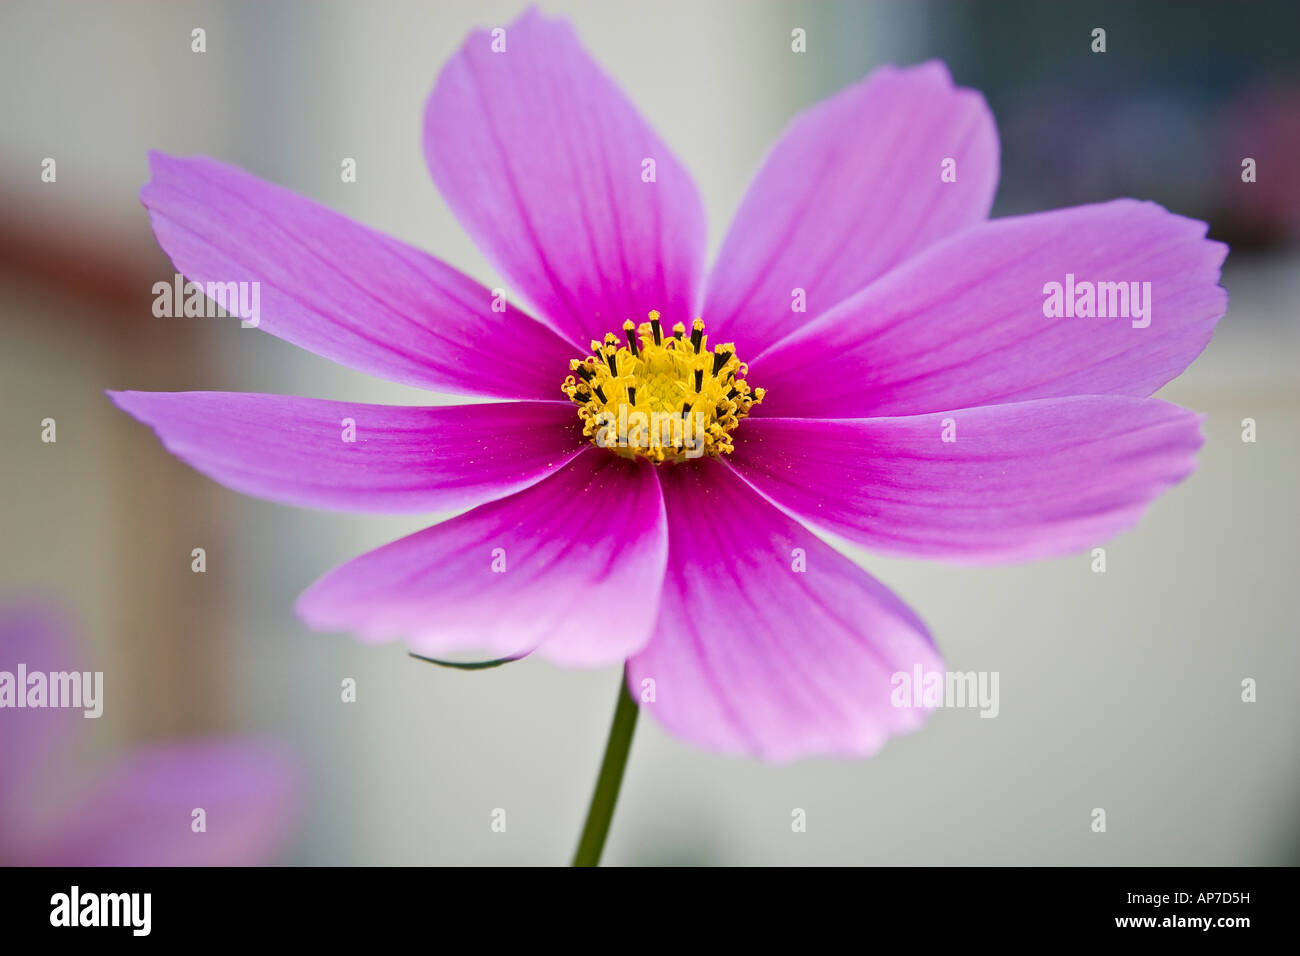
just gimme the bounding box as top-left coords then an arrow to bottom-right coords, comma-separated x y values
561,311 -> 765,464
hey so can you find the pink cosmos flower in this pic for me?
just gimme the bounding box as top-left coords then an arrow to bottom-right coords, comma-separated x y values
110,10 -> 1226,763
0,604 -> 298,865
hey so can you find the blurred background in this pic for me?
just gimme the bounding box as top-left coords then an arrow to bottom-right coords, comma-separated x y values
1,0 -> 1296,865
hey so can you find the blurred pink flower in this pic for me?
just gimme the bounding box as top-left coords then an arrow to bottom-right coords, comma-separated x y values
111,10 -> 1225,761
0,604 -> 298,865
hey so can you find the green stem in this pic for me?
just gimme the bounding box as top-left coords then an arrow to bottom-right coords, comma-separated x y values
571,667 -> 640,867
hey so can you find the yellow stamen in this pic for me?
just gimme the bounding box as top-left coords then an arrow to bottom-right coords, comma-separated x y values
561,311 -> 765,464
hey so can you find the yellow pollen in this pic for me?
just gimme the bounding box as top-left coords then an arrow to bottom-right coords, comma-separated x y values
561,311 -> 765,464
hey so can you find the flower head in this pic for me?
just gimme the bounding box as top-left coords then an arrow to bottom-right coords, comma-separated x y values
111,10 -> 1226,762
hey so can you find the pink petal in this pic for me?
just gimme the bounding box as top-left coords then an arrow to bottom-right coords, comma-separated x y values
424,9 -> 707,347
729,396 -> 1204,563
109,391 -> 583,514
705,61 -> 998,357
627,462 -> 942,763
31,739 -> 299,866
754,200 -> 1227,418
141,152 -> 579,399
296,449 -> 667,667
0,604 -> 81,837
